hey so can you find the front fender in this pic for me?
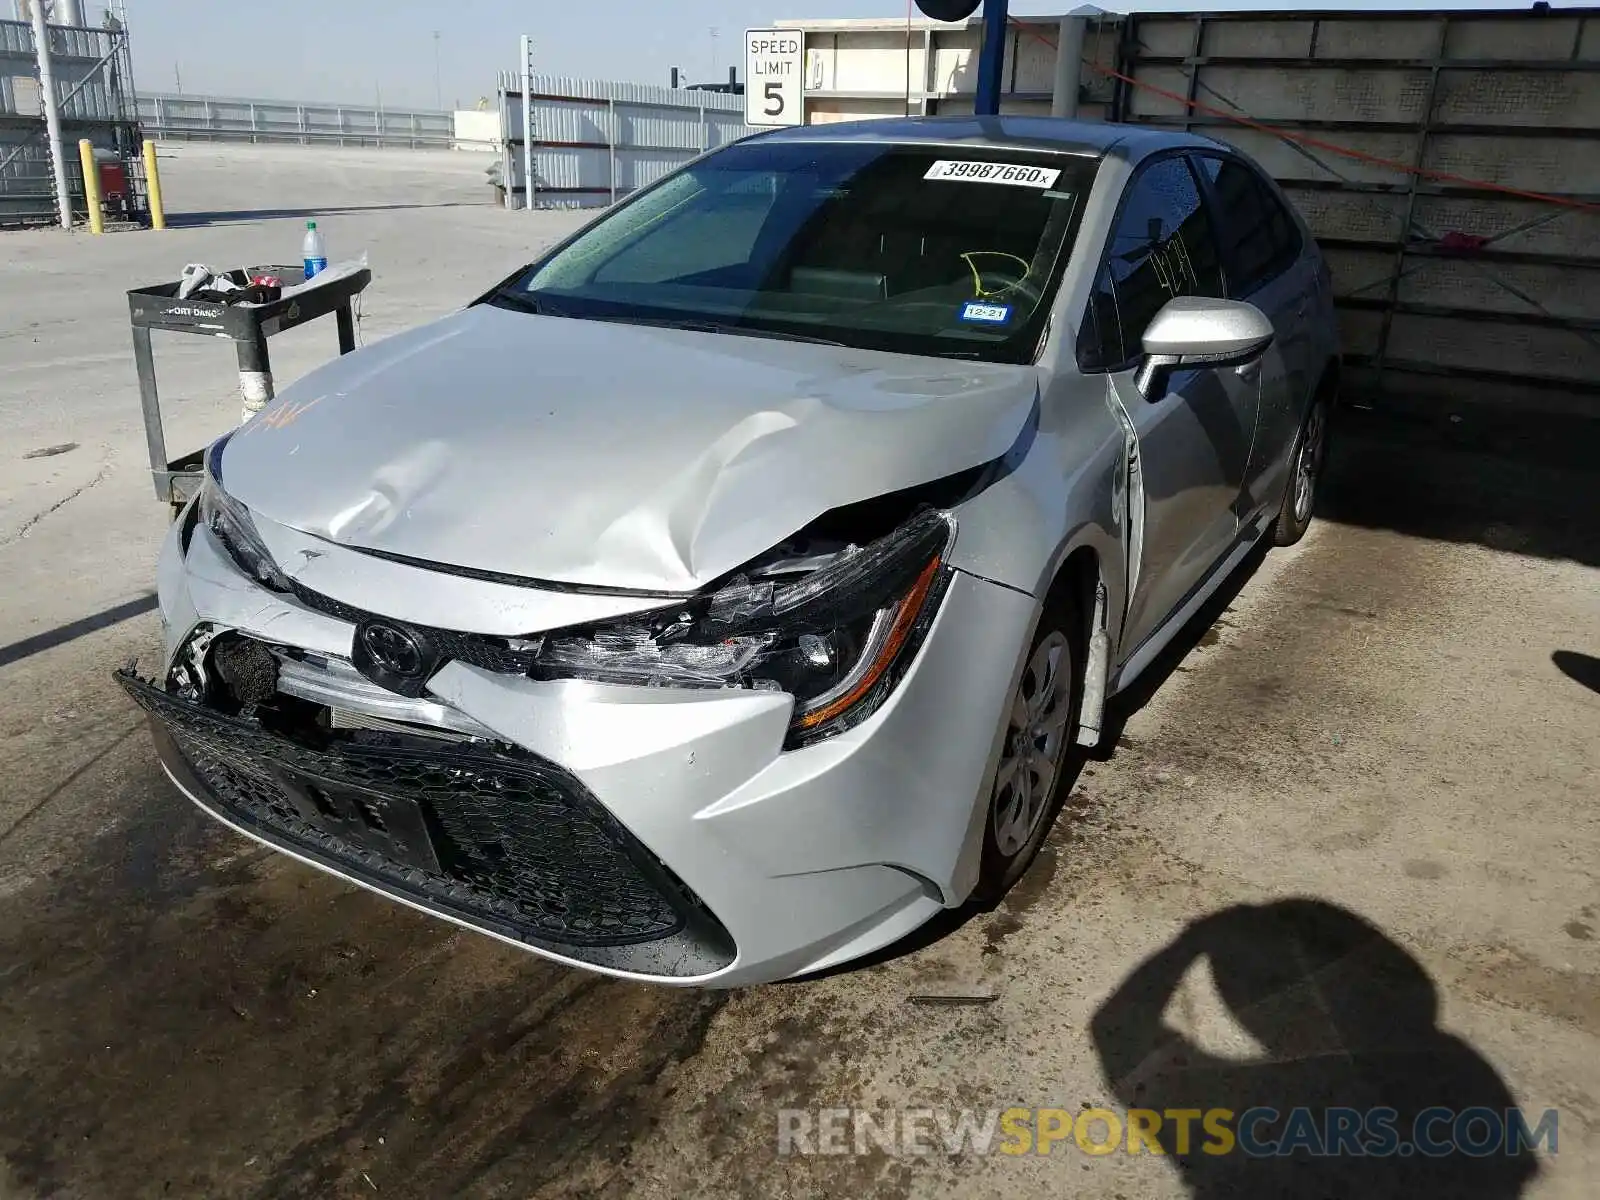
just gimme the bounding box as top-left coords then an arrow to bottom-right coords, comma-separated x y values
945,370 -> 1128,630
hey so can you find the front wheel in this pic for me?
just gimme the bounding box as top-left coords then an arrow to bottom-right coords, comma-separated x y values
1272,393 -> 1330,547
974,598 -> 1083,902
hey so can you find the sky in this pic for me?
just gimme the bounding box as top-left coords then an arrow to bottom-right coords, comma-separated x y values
98,0 -> 1584,112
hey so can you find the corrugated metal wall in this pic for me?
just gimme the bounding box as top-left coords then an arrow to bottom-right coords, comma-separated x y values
1112,8 -> 1600,416
137,93 -> 453,149
500,74 -> 754,208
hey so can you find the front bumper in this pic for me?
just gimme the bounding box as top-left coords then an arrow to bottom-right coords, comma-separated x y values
140,512 -> 1039,985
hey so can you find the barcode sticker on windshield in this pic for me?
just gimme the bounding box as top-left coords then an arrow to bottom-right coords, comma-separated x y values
924,160 -> 1062,189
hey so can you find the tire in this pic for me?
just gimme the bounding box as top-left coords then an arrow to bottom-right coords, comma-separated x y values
1272,390 -> 1331,547
974,593 -> 1084,903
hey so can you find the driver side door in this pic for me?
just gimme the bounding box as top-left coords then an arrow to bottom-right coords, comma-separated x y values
1079,155 -> 1262,660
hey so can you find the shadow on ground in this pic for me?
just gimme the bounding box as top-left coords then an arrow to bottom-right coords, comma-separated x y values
1552,649 -> 1600,695
1320,400 -> 1600,569
1092,899 -> 1542,1197
0,594 -> 156,670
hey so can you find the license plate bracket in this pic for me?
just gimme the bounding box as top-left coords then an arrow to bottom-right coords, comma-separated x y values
277,772 -> 443,875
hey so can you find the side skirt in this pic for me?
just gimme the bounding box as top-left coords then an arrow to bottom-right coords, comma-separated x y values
1109,517 -> 1268,698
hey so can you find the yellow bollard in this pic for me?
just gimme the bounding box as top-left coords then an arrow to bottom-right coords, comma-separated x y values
77,140 -> 104,235
143,139 -> 166,231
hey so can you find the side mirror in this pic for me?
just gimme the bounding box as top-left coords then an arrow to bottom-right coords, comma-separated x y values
1133,297 -> 1275,401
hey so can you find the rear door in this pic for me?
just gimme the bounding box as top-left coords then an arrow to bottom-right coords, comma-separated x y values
1079,154 -> 1261,660
1192,153 -> 1319,519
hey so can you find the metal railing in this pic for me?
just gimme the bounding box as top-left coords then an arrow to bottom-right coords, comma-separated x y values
137,92 -> 454,149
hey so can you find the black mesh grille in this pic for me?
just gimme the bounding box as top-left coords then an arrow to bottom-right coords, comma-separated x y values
285,578 -> 541,674
118,673 -> 733,975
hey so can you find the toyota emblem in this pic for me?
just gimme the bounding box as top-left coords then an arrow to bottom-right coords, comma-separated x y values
359,622 -> 426,678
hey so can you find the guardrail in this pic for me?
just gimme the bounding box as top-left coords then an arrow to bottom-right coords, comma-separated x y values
137,93 -> 454,149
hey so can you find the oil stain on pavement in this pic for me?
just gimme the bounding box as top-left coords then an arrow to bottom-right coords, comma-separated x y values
0,759 -> 726,1199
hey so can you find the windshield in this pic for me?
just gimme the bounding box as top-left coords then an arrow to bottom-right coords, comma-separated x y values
494,139 -> 1099,363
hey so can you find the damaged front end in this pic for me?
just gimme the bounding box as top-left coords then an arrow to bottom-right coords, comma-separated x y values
187,430 -> 961,748
118,661 -> 737,978
121,461 -> 967,977
526,506 -> 955,748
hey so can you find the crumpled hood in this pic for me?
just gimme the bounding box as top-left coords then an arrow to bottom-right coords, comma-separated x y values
221,304 -> 1038,593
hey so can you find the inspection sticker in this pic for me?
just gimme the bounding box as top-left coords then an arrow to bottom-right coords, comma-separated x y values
960,301 -> 1013,324
924,160 -> 1062,189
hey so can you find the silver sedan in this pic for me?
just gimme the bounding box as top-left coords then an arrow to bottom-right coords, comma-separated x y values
121,116 -> 1340,985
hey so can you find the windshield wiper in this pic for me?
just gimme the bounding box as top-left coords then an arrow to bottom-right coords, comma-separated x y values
606,315 -> 846,348
489,292 -> 573,318
489,300 -> 850,349
720,324 -> 847,348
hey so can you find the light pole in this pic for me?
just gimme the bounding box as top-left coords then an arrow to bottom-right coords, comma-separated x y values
29,0 -> 73,229
432,31 -> 442,111
708,27 -> 718,84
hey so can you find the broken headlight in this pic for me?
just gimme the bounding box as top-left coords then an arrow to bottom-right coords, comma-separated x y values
532,509 -> 955,748
197,433 -> 290,592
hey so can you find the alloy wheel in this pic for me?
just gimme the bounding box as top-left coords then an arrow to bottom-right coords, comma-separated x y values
1293,401 -> 1328,524
991,632 -> 1074,859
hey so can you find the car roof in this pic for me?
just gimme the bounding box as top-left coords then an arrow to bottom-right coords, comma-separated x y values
751,115 -> 1224,160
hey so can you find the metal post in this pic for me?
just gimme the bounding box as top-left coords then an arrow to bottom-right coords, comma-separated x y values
607,97 -> 617,204
130,325 -> 168,498
143,138 -> 165,229
30,0 -> 73,229
77,139 -> 102,233
297,103 -> 306,146
1050,17 -> 1085,119
499,79 -> 514,209
520,34 -> 534,211
249,101 -> 258,143
335,304 -> 356,354
1373,13 -> 1449,397
237,331 -> 274,424
974,0 -> 1009,117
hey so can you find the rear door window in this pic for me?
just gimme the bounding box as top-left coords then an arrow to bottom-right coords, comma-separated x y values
1195,155 -> 1303,297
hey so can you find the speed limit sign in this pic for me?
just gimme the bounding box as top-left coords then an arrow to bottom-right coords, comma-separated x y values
745,30 -> 804,127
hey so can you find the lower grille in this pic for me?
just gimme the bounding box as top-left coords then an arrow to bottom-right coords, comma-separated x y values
118,672 -> 734,977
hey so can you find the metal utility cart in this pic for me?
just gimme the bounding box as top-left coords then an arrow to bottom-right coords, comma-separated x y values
128,263 -> 372,514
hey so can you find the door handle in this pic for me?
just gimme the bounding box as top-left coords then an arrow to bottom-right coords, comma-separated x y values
1235,357 -> 1262,381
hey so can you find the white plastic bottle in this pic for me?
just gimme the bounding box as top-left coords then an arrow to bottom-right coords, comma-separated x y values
302,220 -> 328,280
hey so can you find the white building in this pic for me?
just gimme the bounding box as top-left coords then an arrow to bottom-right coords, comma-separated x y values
773,7 -> 1117,125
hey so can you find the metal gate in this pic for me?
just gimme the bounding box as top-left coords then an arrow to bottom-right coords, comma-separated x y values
497,69 -> 754,209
